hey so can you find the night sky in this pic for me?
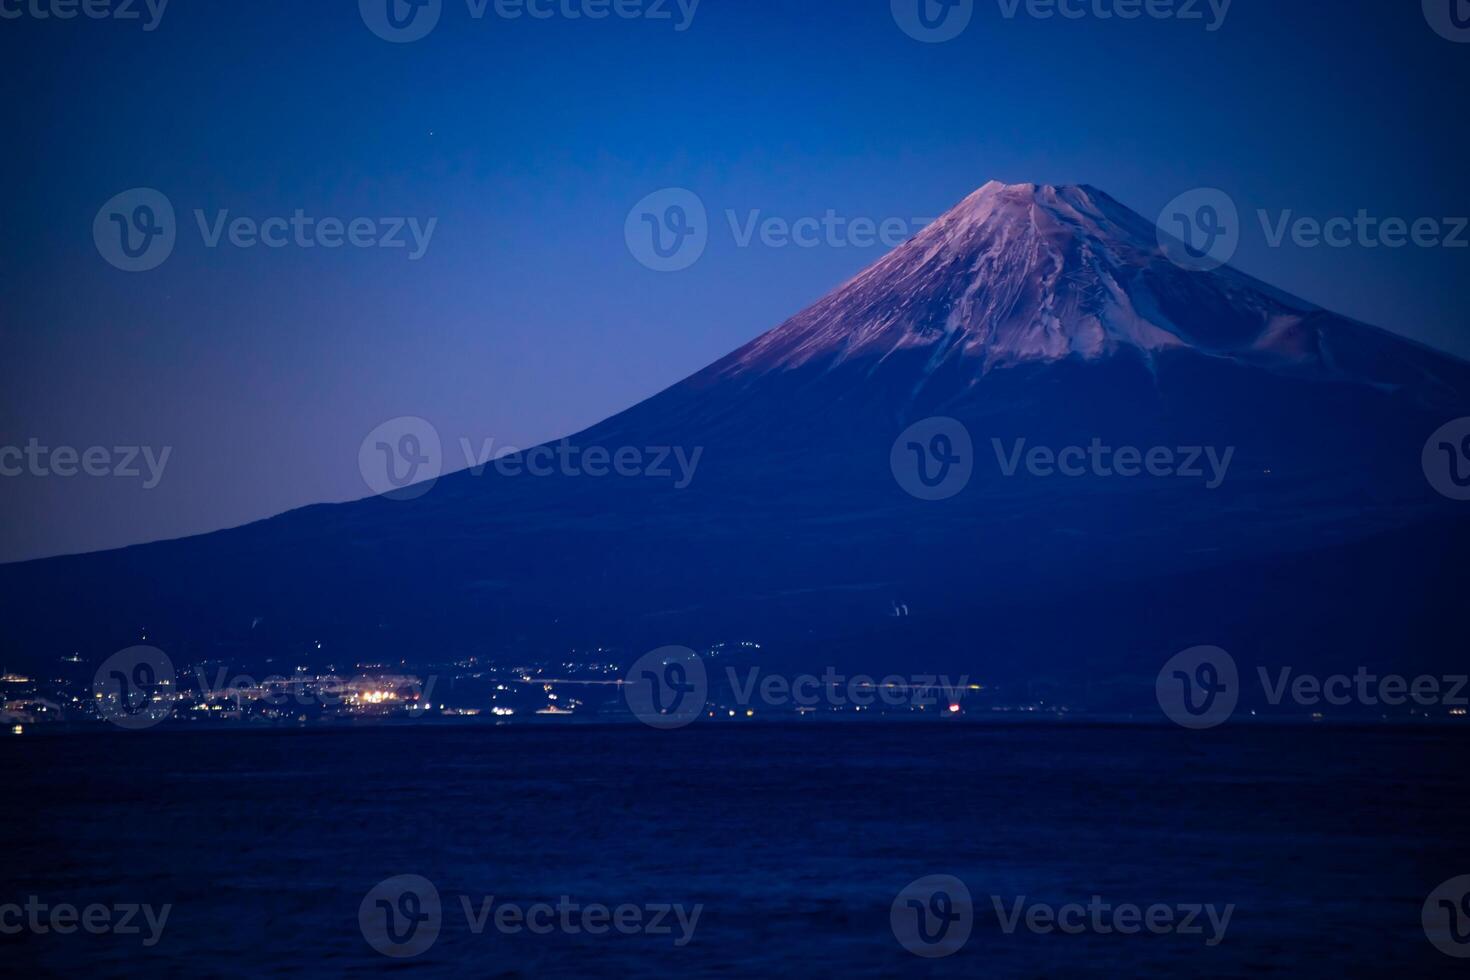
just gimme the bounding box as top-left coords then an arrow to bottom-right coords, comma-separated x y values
2,0 -> 1467,562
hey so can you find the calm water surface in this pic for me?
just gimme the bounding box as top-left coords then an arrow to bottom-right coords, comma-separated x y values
7,723 -> 1466,976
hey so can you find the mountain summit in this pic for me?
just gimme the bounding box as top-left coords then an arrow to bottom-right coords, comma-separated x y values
716,181 -> 1463,405
3,182 -> 1467,685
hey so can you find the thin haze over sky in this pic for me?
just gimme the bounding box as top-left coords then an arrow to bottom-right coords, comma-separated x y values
1,0 -> 1467,562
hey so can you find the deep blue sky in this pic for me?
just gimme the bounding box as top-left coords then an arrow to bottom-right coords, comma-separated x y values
2,0 -> 1467,561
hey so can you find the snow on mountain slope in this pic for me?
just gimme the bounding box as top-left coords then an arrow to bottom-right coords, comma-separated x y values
711,182 -> 1467,405
3,181 -> 1468,673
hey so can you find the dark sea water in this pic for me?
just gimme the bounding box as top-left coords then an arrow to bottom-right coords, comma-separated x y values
7,722 -> 1467,977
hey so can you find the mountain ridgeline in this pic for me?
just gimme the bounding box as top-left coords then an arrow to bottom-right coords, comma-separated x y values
6,182 -> 1468,689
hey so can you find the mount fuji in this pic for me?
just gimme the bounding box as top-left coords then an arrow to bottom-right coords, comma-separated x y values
5,182 -> 1468,687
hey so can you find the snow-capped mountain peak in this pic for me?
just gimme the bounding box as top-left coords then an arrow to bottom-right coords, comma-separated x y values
725,181 -> 1250,374
712,181 -> 1464,404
